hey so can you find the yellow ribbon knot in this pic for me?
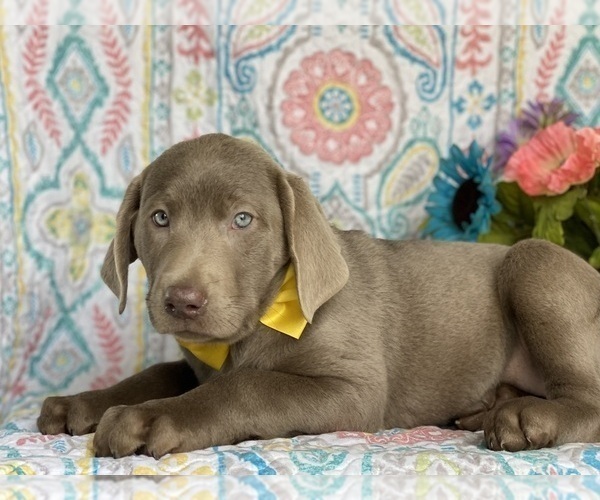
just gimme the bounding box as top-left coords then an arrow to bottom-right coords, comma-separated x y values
177,265 -> 307,370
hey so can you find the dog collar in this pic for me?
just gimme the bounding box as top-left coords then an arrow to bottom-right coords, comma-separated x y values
177,265 -> 307,370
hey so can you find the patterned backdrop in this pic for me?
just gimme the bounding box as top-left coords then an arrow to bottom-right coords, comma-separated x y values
1,1 -> 600,436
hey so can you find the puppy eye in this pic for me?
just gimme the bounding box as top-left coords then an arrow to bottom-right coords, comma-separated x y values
232,212 -> 253,229
152,210 -> 169,227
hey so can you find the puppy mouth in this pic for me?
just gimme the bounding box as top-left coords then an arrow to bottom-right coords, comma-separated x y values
152,312 -> 238,338
171,330 -> 222,343
146,295 -> 248,343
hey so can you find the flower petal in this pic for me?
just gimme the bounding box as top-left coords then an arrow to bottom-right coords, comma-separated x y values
432,176 -> 455,197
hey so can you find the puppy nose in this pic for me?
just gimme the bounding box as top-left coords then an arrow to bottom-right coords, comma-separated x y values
164,287 -> 206,319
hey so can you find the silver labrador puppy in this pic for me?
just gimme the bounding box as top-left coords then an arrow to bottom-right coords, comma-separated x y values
38,134 -> 600,458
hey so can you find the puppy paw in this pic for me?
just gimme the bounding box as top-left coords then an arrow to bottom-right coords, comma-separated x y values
37,394 -> 105,436
483,396 -> 558,452
93,404 -> 184,459
456,411 -> 486,432
456,383 -> 528,433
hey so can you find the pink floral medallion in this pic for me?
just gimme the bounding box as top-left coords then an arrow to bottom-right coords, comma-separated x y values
281,49 -> 393,164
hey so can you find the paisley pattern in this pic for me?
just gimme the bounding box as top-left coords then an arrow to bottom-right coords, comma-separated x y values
0,1 -> 599,487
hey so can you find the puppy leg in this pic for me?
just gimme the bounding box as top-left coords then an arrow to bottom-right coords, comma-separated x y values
93,369 -> 377,458
485,240 -> 600,451
37,360 -> 197,436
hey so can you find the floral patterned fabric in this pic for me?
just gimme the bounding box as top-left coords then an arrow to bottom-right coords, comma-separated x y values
3,417 -> 600,477
1,0 -> 600,486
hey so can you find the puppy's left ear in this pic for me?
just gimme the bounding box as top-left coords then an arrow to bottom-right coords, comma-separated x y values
278,172 -> 349,322
101,173 -> 143,314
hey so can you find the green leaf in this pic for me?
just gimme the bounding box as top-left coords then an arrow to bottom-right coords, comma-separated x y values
478,215 -> 529,245
533,187 -> 586,219
574,197 -> 600,244
478,182 -> 535,244
563,216 -> 596,261
532,212 -> 564,245
586,170 -> 600,199
495,182 -> 535,224
531,188 -> 586,246
590,247 -> 600,269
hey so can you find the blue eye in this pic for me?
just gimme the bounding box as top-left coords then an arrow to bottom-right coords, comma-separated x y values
152,210 -> 169,227
233,212 -> 253,229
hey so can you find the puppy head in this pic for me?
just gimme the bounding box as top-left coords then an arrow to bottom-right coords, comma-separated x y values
101,134 -> 348,344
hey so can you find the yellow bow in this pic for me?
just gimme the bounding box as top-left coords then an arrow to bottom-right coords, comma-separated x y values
177,265 -> 307,370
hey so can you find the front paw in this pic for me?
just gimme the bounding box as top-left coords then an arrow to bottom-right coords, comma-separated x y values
93,404 -> 183,459
456,383 -> 528,432
38,393 -> 106,436
483,396 -> 559,452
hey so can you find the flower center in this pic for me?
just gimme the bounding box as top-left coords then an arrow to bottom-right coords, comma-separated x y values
71,211 -> 92,245
452,178 -> 482,228
314,83 -> 360,131
61,67 -> 89,102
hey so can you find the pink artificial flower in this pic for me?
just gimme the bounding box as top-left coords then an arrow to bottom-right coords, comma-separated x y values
504,121 -> 600,196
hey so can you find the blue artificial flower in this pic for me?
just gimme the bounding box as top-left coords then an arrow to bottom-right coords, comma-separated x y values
423,141 -> 501,241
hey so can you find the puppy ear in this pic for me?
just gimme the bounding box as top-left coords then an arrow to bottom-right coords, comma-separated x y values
101,174 -> 142,314
278,173 -> 349,322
